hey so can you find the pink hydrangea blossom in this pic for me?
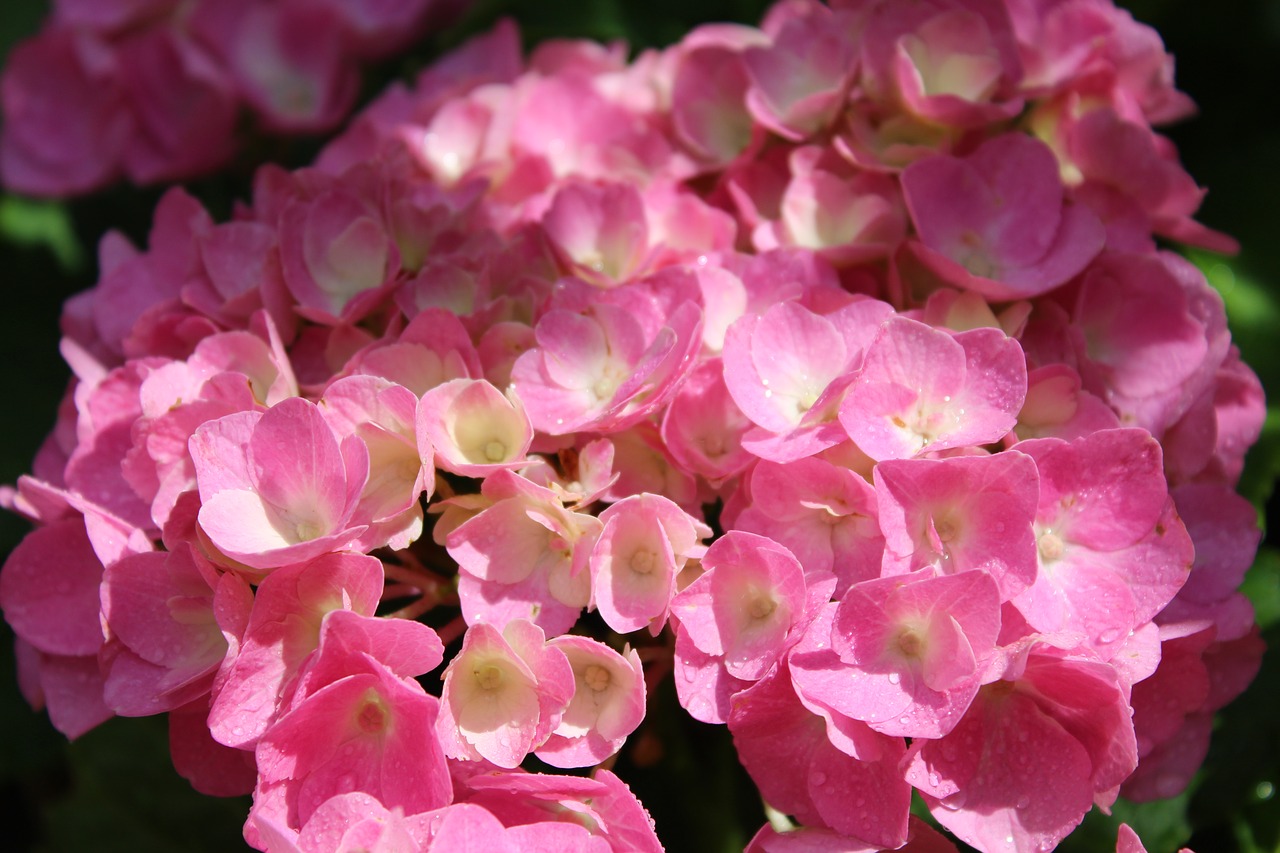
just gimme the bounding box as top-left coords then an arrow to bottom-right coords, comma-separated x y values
1012,430 -> 1192,652
733,456 -> 883,593
873,452 -> 1039,600
839,316 -> 1028,460
536,635 -> 646,767
510,300 -> 703,436
191,397 -> 370,570
446,470 -> 601,634
802,570 -> 1001,738
417,378 -> 533,478
900,132 -> 1105,299
251,638 -> 451,843
0,4 -> 1266,851
671,531 -> 808,681
591,493 -> 708,635
208,552 -> 385,749
436,619 -> 573,768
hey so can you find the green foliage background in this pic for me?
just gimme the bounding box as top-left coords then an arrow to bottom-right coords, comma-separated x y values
0,1 -> 1276,851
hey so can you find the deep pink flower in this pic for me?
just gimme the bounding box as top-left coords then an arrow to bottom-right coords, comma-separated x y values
800,570 -> 1001,738
901,133 -> 1105,299
839,316 -> 1027,460
874,452 -> 1039,600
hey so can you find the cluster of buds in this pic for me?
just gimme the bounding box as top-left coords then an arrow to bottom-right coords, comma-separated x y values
0,1 -> 1265,851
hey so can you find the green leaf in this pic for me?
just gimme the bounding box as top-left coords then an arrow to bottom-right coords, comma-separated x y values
0,195 -> 84,273
1242,547 -> 1280,630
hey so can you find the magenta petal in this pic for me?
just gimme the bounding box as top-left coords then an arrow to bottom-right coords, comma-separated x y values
169,701 -> 256,797
297,610 -> 445,695
256,668 -> 451,832
38,652 -> 113,739
0,518 -> 104,657
906,687 -> 1095,853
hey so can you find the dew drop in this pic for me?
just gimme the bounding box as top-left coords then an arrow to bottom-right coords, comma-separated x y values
811,771 -> 827,786
928,773 -> 940,787
887,672 -> 900,685
1097,627 -> 1123,644
899,716 -> 910,726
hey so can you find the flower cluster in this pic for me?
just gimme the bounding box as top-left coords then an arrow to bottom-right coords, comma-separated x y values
0,0 -> 466,196
0,1 -> 1266,852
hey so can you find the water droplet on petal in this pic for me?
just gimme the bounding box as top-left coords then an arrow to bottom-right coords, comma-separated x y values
1098,627 -> 1123,644
887,672 -> 900,685
811,771 -> 827,786
688,696 -> 713,720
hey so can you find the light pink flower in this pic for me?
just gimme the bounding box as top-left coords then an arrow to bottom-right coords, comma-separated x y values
418,378 -> 533,478
591,493 -> 708,635
724,297 -> 893,462
447,470 -> 601,634
511,300 -> 703,435
437,619 -> 573,768
191,397 -> 370,571
536,636 -> 646,767
1012,430 -> 1192,652
671,531 -> 807,681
